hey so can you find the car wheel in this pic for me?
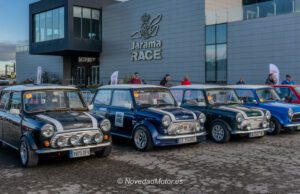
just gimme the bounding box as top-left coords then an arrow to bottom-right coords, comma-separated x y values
19,137 -> 39,168
268,118 -> 281,135
95,146 -> 112,158
133,126 -> 153,151
210,121 -> 230,143
0,141 -> 3,148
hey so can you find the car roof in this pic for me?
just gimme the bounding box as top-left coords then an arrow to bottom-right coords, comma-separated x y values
274,85 -> 300,87
99,84 -> 167,90
230,85 -> 272,90
3,84 -> 77,92
171,84 -> 229,90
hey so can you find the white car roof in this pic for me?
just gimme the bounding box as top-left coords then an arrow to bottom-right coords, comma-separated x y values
4,85 -> 77,92
171,84 -> 229,90
230,85 -> 272,90
99,84 -> 167,90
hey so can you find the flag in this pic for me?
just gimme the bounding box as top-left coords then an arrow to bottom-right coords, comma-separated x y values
269,64 -> 280,85
111,71 -> 119,85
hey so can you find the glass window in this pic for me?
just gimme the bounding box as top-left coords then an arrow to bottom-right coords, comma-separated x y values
46,11 -> 53,41
276,87 -> 290,99
275,0 -> 293,15
258,1 -> 275,18
171,90 -> 184,104
94,90 -> 112,105
73,6 -> 82,38
11,92 -> 22,110
235,89 -> 256,103
0,92 -> 10,110
59,7 -> 64,39
82,8 -> 91,39
39,12 -> 46,42
206,89 -> 240,105
243,4 -> 258,19
133,89 -> 176,108
206,25 -> 215,45
52,9 -> 59,39
295,0 -> 300,12
217,44 -> 227,82
91,9 -> 100,40
256,88 -> 280,102
206,45 -> 216,82
184,90 -> 206,106
216,24 -> 227,44
112,90 -> 133,109
34,15 -> 40,42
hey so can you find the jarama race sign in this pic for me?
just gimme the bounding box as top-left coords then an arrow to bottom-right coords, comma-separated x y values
130,13 -> 163,62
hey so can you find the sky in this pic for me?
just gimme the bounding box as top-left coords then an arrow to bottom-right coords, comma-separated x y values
0,0 -> 38,69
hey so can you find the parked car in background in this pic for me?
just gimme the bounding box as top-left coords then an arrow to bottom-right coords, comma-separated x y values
232,85 -> 300,135
80,89 -> 96,104
273,85 -> 300,104
91,85 -> 207,151
0,85 -> 112,168
170,85 -> 271,143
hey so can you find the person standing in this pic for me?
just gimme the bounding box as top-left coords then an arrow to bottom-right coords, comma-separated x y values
181,75 -> 191,85
160,74 -> 172,87
265,73 -> 276,85
129,72 -> 142,84
281,74 -> 295,85
236,77 -> 246,85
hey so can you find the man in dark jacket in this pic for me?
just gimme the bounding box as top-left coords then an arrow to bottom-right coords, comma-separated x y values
160,74 -> 172,87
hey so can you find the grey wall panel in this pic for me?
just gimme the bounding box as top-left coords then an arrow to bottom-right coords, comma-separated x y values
16,52 -> 63,83
101,0 -> 205,85
228,13 -> 300,84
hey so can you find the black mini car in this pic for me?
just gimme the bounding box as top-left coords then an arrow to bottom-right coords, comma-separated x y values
0,85 -> 112,167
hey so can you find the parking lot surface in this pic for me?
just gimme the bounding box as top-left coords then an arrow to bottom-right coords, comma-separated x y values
1,132 -> 300,194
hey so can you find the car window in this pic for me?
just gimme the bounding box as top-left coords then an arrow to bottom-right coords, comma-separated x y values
276,88 -> 290,99
11,92 -> 21,110
183,90 -> 206,106
67,92 -> 85,108
235,89 -> 256,103
94,90 -> 112,106
0,92 -> 11,110
170,90 -> 183,104
112,90 -> 133,109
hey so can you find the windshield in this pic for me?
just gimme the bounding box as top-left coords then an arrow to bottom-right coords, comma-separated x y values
294,87 -> 300,95
206,89 -> 240,105
256,88 -> 281,102
24,90 -> 86,113
133,89 -> 176,108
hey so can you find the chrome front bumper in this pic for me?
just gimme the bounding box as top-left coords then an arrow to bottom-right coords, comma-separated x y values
231,128 -> 270,135
156,132 -> 207,140
284,123 -> 300,128
36,142 -> 111,154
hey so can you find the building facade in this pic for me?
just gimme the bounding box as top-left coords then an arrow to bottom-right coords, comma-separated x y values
15,0 -> 300,86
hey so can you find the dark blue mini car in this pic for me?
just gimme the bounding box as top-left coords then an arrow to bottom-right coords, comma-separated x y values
91,85 -> 207,151
233,85 -> 300,135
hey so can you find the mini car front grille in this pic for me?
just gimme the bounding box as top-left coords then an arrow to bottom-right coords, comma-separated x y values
50,130 -> 101,148
292,113 -> 300,123
243,119 -> 265,130
168,122 -> 198,135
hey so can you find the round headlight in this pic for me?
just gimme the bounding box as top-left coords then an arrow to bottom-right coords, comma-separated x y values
162,115 -> 171,127
199,113 -> 206,124
288,108 -> 294,119
236,113 -> 244,123
82,134 -> 92,145
100,119 -> 111,132
41,124 -> 55,138
195,122 -> 201,132
70,135 -> 80,146
94,132 -> 103,144
265,111 -> 271,120
57,137 -> 67,148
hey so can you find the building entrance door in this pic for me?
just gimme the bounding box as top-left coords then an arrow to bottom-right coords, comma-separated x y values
92,66 -> 100,85
76,66 -> 85,86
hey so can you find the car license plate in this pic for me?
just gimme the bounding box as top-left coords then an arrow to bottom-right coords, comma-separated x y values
69,149 -> 90,158
178,137 -> 197,144
249,131 -> 264,138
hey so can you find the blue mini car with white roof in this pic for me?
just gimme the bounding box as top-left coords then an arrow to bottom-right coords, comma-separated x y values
232,85 -> 300,135
91,85 -> 207,151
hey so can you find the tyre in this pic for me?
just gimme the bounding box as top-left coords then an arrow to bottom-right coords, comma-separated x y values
268,118 -> 281,135
133,126 -> 153,151
210,121 -> 231,143
19,137 -> 39,168
95,146 -> 112,158
0,141 -> 3,149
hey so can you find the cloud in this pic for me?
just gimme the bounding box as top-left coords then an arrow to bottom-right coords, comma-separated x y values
0,42 -> 16,61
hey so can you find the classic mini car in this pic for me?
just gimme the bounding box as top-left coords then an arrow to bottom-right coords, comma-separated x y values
0,85 -> 112,168
232,85 -> 300,135
273,85 -> 300,104
170,85 -> 271,143
91,85 -> 207,151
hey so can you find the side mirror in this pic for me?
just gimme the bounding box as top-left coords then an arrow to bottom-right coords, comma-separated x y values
88,104 -> 94,111
10,108 -> 20,115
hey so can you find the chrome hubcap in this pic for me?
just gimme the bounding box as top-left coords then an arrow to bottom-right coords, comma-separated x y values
269,121 -> 275,132
212,125 -> 225,142
20,142 -> 28,165
134,129 -> 147,149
